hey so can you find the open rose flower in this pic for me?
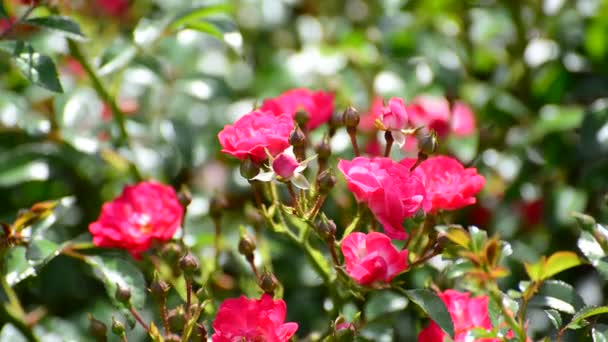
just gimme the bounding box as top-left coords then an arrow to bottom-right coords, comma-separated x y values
212,294 -> 298,342
338,157 -> 426,239
251,146 -> 315,189
402,156 -> 485,213
218,110 -> 294,163
260,88 -> 334,130
419,290 -> 519,342
341,232 -> 408,285
89,181 -> 183,258
408,96 -> 476,137
377,97 -> 409,147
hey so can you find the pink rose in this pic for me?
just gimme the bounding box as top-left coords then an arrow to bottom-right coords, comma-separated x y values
358,96 -> 384,133
218,110 -> 294,163
341,232 -> 408,285
409,96 -> 476,137
380,97 -> 409,131
212,294 -> 298,342
260,88 -> 334,130
418,290 -> 497,342
272,153 -> 300,179
96,0 -> 130,16
89,181 -> 183,258
338,157 -> 426,239
402,156 -> 485,212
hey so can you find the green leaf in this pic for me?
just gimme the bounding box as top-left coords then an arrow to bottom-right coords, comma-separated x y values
404,289 -> 454,337
169,4 -> 233,30
25,16 -> 87,41
85,255 -> 146,327
528,280 -> 585,314
525,251 -> 583,281
97,44 -> 137,76
444,226 -> 470,249
0,324 -> 27,342
364,291 -> 408,322
468,226 -> 487,253
566,306 -> 608,330
545,309 -> 562,330
593,328 -> 608,342
13,44 -> 63,92
528,105 -> 584,142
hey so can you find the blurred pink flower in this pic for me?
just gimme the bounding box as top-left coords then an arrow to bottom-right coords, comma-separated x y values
212,294 -> 298,342
260,88 -> 334,130
218,111 -> 294,163
89,181 -> 183,258
341,232 -> 408,285
409,96 -> 476,137
402,156 -> 485,213
96,0 -> 129,16
338,157 -> 426,239
358,96 -> 384,133
418,290 -> 496,342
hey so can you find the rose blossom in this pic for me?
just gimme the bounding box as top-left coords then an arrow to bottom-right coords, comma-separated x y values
380,97 -> 409,131
89,181 -> 183,258
260,88 -> 334,130
401,156 -> 485,212
251,146 -> 313,189
338,157 -> 426,239
212,294 -> 298,342
408,96 -> 476,137
341,232 -> 408,285
419,290 -> 496,342
218,110 -> 294,163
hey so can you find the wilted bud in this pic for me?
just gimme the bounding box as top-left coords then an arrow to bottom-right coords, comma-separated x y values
417,130 -> 438,155
317,169 -> 337,194
289,126 -> 307,147
295,109 -> 310,127
179,251 -> 199,276
317,219 -> 337,243
115,283 -> 131,304
258,271 -> 279,295
342,106 -> 360,128
88,314 -> 107,341
238,233 -> 256,259
178,185 -> 192,208
111,317 -> 125,336
240,157 -> 260,179
168,306 -> 186,333
150,274 -> 170,299
209,194 -> 229,220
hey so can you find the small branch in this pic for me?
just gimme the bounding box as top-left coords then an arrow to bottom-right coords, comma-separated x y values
347,128 -> 360,156
286,182 -> 302,215
306,194 -> 326,220
185,278 -> 193,319
67,40 -> 143,181
340,204 -> 363,242
213,217 -> 221,269
158,296 -> 170,336
0,1 -> 39,40
129,306 -> 150,332
247,255 -> 259,280
383,131 -> 393,157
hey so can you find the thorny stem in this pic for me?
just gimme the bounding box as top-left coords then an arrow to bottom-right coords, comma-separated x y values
129,306 -> 150,332
247,255 -> 259,280
159,296 -> 170,336
340,204 -> 363,242
185,278 -> 193,319
286,182 -> 302,215
306,194 -> 326,220
67,40 -> 143,181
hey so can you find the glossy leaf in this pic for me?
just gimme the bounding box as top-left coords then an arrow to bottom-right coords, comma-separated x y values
25,16 -> 87,41
404,289 -> 454,337
566,306 -> 608,330
13,44 -> 63,92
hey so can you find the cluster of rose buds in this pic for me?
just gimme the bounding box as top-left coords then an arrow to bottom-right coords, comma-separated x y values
86,88 -> 497,341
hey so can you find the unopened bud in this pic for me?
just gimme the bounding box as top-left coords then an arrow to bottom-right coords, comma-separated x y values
88,314 -> 107,341
295,109 -> 310,127
289,126 -> 307,147
111,317 -> 125,336
329,112 -> 343,132
317,169 -> 336,194
209,194 -> 229,220
417,130 -> 438,155
168,306 -> 186,333
115,283 -> 131,304
317,219 -> 337,243
240,158 -> 260,179
179,251 -> 199,276
238,233 -> 256,259
150,275 -> 170,299
178,185 -> 192,208
258,271 -> 279,295
315,136 -> 331,160
195,322 -> 208,340
161,242 -> 183,263
342,106 -> 360,128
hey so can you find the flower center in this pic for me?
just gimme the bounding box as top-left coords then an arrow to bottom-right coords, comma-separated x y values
133,213 -> 152,233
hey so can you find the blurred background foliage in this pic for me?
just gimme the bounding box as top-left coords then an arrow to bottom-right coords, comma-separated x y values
2,0 -> 608,340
